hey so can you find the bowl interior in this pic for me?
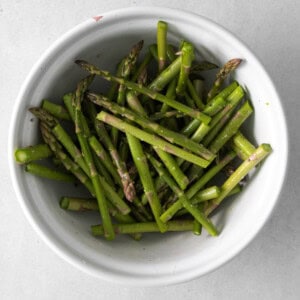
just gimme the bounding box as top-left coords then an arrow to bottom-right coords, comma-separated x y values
9,7 -> 288,286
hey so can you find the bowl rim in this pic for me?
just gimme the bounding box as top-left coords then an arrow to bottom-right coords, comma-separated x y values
8,6 -> 289,286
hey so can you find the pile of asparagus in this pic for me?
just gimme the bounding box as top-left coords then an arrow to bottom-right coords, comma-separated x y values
15,21 -> 272,240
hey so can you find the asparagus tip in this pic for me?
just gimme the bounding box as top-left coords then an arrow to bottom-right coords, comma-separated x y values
124,181 -> 136,202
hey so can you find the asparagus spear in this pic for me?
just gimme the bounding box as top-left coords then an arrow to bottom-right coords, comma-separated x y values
126,91 -> 148,116
25,162 -> 75,182
73,76 -> 115,240
91,220 -> 195,236
14,144 -> 52,164
186,79 -> 205,109
42,99 -> 71,121
159,78 -> 177,113
150,110 -> 185,121
126,133 -> 167,233
75,60 -> 211,124
176,42 -> 194,95
207,58 -> 242,100
84,101 -> 136,202
131,50 -> 153,83
111,40 -> 144,145
209,100 -> 253,154
97,111 -> 212,168
60,197 -> 99,211
88,135 -> 122,186
148,57 -> 181,92
154,148 -> 189,190
202,85 -> 245,146
232,131 -> 256,157
157,21 -> 168,72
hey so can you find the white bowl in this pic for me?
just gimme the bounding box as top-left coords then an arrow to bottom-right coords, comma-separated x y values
8,7 -> 288,286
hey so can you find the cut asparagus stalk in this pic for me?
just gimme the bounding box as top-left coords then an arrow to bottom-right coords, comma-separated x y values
25,162 -> 75,182
91,220 -> 195,236
42,99 -> 71,121
14,144 -> 52,164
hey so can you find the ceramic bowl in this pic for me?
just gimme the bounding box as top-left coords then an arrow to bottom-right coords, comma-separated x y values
9,7 -> 288,286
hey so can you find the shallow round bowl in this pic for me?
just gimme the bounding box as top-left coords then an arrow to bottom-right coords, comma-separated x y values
8,7 -> 288,286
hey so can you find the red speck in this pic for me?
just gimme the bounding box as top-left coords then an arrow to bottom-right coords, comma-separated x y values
92,15 -> 103,22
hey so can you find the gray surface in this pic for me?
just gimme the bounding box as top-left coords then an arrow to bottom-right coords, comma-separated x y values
0,1 -> 299,299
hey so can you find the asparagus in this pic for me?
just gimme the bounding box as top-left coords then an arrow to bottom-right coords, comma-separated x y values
98,111 -> 212,168
25,162 -> 75,182
232,131 -> 256,157
14,144 -> 52,164
29,107 -> 91,177
157,21 -> 168,72
42,99 -> 71,121
40,122 -> 95,195
202,85 -> 245,146
159,78 -> 177,113
160,151 -> 237,220
186,79 -> 205,109
147,154 -> 218,236
186,150 -> 236,199
52,124 -> 90,176
91,220 -> 195,236
160,185 -> 221,223
60,197 -> 141,239
193,218 -> 202,236
207,58 -> 242,100
154,148 -> 189,190
148,57 -> 181,92
126,91 -> 148,116
106,58 -> 126,101
150,110 -> 185,121
16,21 -> 273,242
87,92 -> 214,160
176,186 -> 241,217
75,60 -> 211,124
92,152 -> 115,188
73,76 -> 115,240
84,101 -> 136,202
180,81 -> 239,137
88,135 -> 122,186
131,50 -> 153,82
63,93 -> 76,120
126,133 -> 167,233
60,197 -> 99,211
209,100 -> 253,154
205,144 -> 272,215
176,42 -> 194,95
111,40 -> 144,145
